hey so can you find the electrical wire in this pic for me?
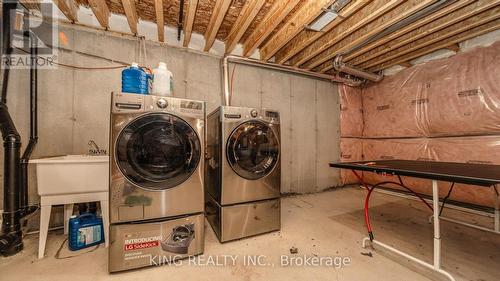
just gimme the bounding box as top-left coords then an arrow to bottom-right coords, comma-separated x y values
439,183 -> 455,216
14,46 -> 130,70
352,170 -> 434,241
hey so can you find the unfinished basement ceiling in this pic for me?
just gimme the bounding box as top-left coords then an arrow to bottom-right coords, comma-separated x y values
46,0 -> 500,73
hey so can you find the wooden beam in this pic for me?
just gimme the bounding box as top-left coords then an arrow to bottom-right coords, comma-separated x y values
259,0 -> 335,61
343,0 -> 476,63
88,0 -> 110,28
242,0 -> 301,57
274,0 -> 369,64
309,0 -> 437,73
53,0 -> 78,22
121,0 -> 138,34
361,7 -> 500,69
154,0 -> 164,42
288,0 -> 404,67
183,0 -> 199,47
445,43 -> 460,52
399,61 -> 413,68
225,0 -> 266,54
204,0 -> 232,52
370,19 -> 500,71
347,0 -> 498,66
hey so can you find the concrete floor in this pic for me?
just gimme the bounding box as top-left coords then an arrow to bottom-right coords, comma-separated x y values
1,187 -> 499,281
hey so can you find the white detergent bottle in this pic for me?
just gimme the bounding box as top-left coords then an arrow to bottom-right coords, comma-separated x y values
152,62 -> 173,96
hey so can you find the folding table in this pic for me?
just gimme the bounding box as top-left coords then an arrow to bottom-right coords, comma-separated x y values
329,160 -> 500,281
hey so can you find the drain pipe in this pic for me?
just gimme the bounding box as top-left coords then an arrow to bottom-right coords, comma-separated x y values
20,31 -> 38,218
333,54 -> 383,83
222,55 -> 363,106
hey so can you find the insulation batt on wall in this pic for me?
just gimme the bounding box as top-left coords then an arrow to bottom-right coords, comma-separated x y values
339,42 -> 500,207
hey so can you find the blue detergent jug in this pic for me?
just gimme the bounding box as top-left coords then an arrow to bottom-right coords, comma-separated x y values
68,213 -> 105,251
122,62 -> 151,94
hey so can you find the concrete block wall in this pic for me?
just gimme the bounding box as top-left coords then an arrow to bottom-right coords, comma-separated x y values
0,24 -> 341,217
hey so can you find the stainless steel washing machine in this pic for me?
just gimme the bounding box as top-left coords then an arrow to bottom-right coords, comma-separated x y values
109,92 -> 204,272
205,106 -> 281,242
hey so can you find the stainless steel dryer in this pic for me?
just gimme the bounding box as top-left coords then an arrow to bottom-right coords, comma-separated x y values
109,92 -> 204,272
205,106 -> 281,242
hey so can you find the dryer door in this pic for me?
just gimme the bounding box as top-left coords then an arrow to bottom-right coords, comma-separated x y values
115,112 -> 201,190
226,120 -> 280,180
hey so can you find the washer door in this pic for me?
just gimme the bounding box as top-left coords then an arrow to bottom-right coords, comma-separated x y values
226,120 -> 279,180
116,113 -> 201,190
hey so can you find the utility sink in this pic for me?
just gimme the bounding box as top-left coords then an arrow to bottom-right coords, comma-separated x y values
30,155 -> 109,196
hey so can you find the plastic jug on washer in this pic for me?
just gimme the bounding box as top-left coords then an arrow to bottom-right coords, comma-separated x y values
152,62 -> 173,96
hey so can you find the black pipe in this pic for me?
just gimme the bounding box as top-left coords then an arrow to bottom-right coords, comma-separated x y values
20,31 -> 38,218
0,0 -> 25,257
178,0 -> 185,41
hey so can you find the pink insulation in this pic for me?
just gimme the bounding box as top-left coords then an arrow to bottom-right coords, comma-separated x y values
362,42 -> 500,138
340,138 -> 363,185
338,43 -> 500,207
339,85 -> 363,137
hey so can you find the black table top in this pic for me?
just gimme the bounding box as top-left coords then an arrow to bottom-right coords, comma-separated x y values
329,160 -> 500,187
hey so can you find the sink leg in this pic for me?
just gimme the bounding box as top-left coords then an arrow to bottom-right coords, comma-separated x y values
38,205 -> 51,259
63,204 -> 74,235
100,200 -> 109,248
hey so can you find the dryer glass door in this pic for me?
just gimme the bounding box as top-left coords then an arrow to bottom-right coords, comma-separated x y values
226,120 -> 279,180
116,113 -> 201,190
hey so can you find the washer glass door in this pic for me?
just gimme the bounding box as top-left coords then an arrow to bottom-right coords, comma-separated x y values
226,120 -> 279,180
116,113 -> 201,190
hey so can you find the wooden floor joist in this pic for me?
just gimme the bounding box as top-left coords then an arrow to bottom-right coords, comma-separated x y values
288,0 -> 404,68
183,0 -> 198,47
154,0 -> 164,42
274,0 -> 369,64
343,0 -> 476,63
368,13 -> 500,71
347,0 -> 500,66
204,0 -> 232,52
53,0 -> 78,23
88,0 -> 110,29
225,0 -> 266,54
242,0 -> 301,57
310,0 -> 438,73
371,18 -> 500,71
121,0 -> 138,34
259,0 -> 335,61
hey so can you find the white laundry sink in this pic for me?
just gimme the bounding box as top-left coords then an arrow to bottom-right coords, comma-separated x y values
30,155 -> 109,196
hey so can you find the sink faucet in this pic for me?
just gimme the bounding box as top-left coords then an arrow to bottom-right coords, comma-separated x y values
88,140 -> 107,155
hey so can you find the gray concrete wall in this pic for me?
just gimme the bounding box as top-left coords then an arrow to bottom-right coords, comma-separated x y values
0,24 -> 341,217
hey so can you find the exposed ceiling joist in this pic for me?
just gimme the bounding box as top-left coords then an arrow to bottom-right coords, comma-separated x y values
259,0 -> 335,61
53,0 -> 78,23
183,0 -> 199,47
225,0 -> 266,54
399,61 -> 413,67
310,0 -> 438,73
154,0 -> 164,42
88,0 -> 109,29
367,10 -> 500,71
204,0 -> 232,52
121,0 -> 138,34
445,43 -> 460,52
242,0 -> 301,57
288,0 -> 404,67
343,0 -> 476,63
347,0 -> 499,66
371,18 -> 500,71
274,0 -> 369,64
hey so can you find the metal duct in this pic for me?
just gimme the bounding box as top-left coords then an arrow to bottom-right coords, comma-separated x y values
222,55 -> 363,106
333,55 -> 383,83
